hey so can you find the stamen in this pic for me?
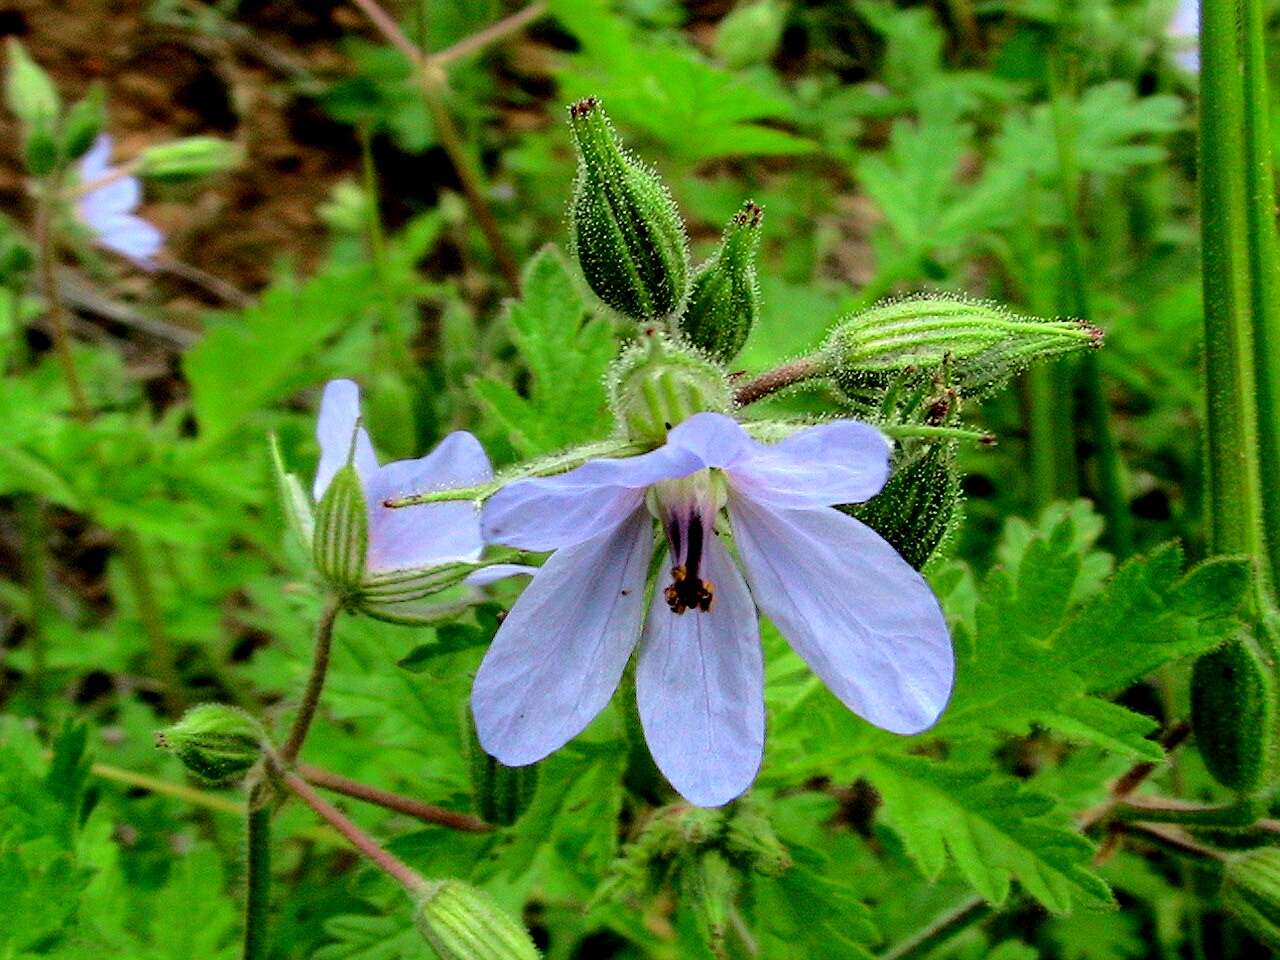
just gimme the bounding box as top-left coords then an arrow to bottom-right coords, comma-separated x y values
663,514 -> 716,614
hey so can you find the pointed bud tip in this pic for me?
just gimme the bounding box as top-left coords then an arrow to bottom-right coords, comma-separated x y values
731,200 -> 764,229
568,96 -> 600,119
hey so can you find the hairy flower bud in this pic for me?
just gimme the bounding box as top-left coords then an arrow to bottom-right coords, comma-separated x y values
414,880 -> 540,960
567,97 -> 690,321
4,40 -> 58,127
1191,633 -> 1278,794
822,297 -> 1100,409
466,707 -> 538,826
156,704 -> 267,786
1223,848 -> 1280,949
608,333 -> 732,442
723,798 -> 792,877
61,83 -> 106,162
681,850 -> 738,957
849,439 -> 961,571
139,136 -> 241,182
313,463 -> 368,594
679,201 -> 763,363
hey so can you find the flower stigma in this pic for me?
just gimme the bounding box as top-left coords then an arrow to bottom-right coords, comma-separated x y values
647,470 -> 728,615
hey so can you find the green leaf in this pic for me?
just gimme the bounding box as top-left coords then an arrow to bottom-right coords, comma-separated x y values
472,246 -> 615,456
863,754 -> 1113,913
754,842 -> 880,959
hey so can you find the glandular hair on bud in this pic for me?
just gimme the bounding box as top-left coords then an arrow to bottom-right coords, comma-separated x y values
849,439 -> 961,571
313,463 -> 368,594
607,333 -> 732,442
567,97 -> 690,322
466,707 -> 538,826
679,201 -> 763,363
155,704 -> 267,786
822,297 -> 1100,409
414,879 -> 540,960
1191,633 -> 1277,794
1223,848 -> 1280,950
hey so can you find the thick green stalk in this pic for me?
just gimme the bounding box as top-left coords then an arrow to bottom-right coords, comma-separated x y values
242,786 -> 272,960
1198,0 -> 1267,569
1049,59 -> 1133,555
1240,0 -> 1280,594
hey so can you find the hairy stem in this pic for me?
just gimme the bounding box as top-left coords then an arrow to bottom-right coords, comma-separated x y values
116,527 -> 185,716
733,357 -> 825,405
34,175 -> 90,421
299,763 -> 493,833
279,767 -> 428,894
280,596 -> 342,765
242,785 -> 273,960
349,0 -> 522,291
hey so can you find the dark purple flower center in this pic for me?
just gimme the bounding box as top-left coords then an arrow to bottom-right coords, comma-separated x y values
663,511 -> 715,615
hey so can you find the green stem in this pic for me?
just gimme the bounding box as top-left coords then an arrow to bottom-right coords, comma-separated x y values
1198,0 -> 1265,569
1114,796 -> 1266,828
280,597 -> 341,765
34,173 -> 90,421
1240,0 -> 1280,597
17,496 -> 50,727
1026,367 -> 1060,509
116,528 -> 185,716
242,786 -> 272,960
878,897 -> 990,960
357,123 -> 408,366
1048,56 -> 1133,555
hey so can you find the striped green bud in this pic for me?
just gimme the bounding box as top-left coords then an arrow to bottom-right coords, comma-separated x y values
849,439 -> 961,571
1192,633 -> 1278,794
822,297 -> 1101,409
466,707 -> 538,826
414,880 -> 540,960
139,136 -> 241,182
679,201 -> 763,363
4,40 -> 58,127
608,333 -> 732,442
568,97 -> 690,322
1223,848 -> 1280,950
681,850 -> 738,959
723,798 -> 791,877
312,463 -> 368,595
156,704 -> 267,786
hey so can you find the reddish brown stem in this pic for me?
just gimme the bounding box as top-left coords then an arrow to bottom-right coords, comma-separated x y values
431,2 -> 548,67
1077,721 -> 1192,830
299,763 -> 493,833
280,597 -> 341,765
280,768 -> 429,894
733,357 -> 825,406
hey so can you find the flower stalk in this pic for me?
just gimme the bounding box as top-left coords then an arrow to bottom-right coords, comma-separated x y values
299,763 -> 493,833
280,596 -> 341,765
33,172 -> 90,421
242,785 -> 273,960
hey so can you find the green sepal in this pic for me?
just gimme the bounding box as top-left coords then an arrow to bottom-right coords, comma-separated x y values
607,332 -> 732,442
465,706 -> 539,826
679,200 -> 763,363
413,879 -> 540,960
567,97 -> 690,321
821,296 -> 1100,410
61,82 -> 105,162
268,433 -> 314,549
849,438 -> 962,571
681,849 -> 738,959
1191,632 -> 1278,794
155,703 -> 267,786
23,119 -> 58,177
312,463 -> 368,593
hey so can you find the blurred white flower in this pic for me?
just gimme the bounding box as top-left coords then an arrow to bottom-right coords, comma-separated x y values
75,134 -> 162,267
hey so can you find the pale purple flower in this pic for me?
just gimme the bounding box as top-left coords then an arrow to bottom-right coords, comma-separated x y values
1169,0 -> 1199,72
315,379 -> 528,583
76,135 -> 162,267
471,412 -> 954,807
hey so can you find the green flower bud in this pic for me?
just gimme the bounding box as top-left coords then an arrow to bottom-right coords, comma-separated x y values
1223,848 -> 1280,950
822,297 -> 1101,410
61,83 -> 106,162
568,97 -> 690,322
139,136 -> 241,182
465,707 -> 538,826
679,201 -> 763,363
681,850 -> 738,959
313,463 -> 368,594
4,40 -> 59,126
715,0 -> 788,69
414,880 -> 540,960
608,333 -> 732,442
155,704 -> 267,786
1191,633 -> 1278,794
723,798 -> 791,877
849,439 -> 961,571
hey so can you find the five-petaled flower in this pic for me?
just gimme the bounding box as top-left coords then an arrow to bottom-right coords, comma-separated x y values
471,412 -> 954,807
76,134 -> 163,268
313,380 -> 529,612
